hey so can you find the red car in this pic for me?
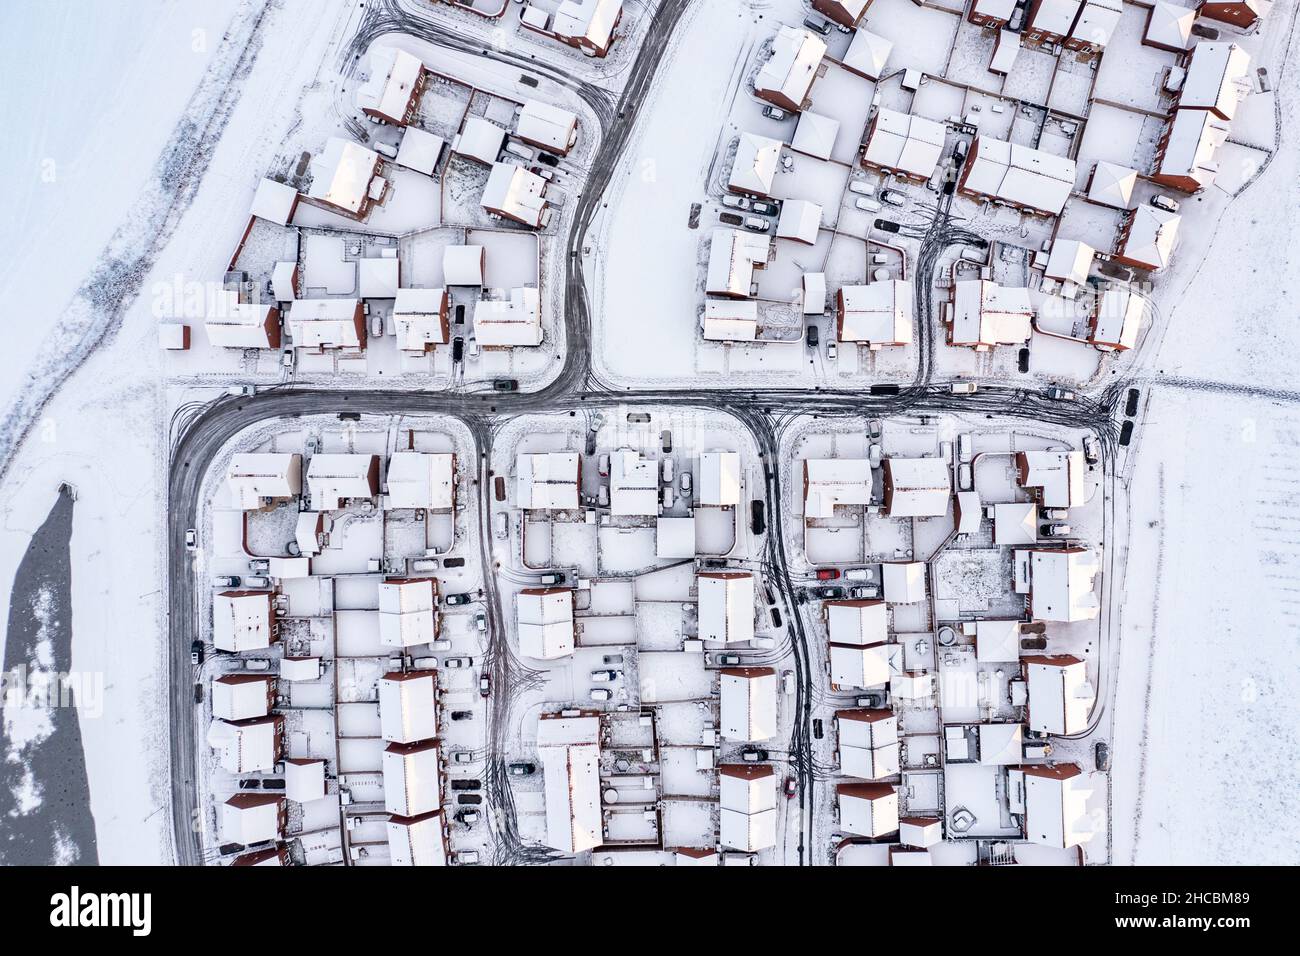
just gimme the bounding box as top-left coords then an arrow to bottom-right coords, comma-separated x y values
783,776 -> 797,799
815,568 -> 839,581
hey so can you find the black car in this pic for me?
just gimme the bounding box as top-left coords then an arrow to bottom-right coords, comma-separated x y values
1125,388 -> 1140,417
450,710 -> 474,721
869,384 -> 899,396
455,304 -> 465,325
443,557 -> 466,568
660,429 -> 673,453
445,593 -> 472,607
874,219 -> 901,233
238,779 -> 260,790
750,500 -> 766,535
492,379 -> 518,392
508,762 -> 536,776
191,641 -> 204,666
450,778 -> 482,791
751,200 -> 779,216
452,337 -> 464,362
457,793 -> 483,806
537,151 -> 560,168
718,211 -> 744,226
806,325 -> 819,348
815,586 -> 845,600
261,779 -> 285,790
1094,741 -> 1112,773
812,718 -> 824,740
193,683 -> 204,704
741,747 -> 769,762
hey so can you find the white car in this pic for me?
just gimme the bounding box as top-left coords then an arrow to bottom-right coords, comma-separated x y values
855,197 -> 882,213
590,688 -> 612,702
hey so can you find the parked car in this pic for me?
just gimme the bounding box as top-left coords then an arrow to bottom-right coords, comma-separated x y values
761,104 -> 787,120
848,180 -> 876,197
741,747 -> 769,762
661,457 -> 675,484
782,670 -> 795,695
193,683 -> 204,704
493,512 -> 508,540
849,585 -> 879,600
452,337 -> 464,362
715,653 -> 742,666
750,500 -> 766,535
1125,388 -> 1140,417
450,710 -> 474,722
718,211 -> 744,227
806,325 -> 820,348
492,378 -> 518,392
679,471 -> 692,496
444,657 -> 474,669
844,567 -> 874,582
1040,523 -> 1072,537
815,568 -> 839,581
508,762 -> 536,776
456,793 -> 482,805
950,380 -> 978,394
1150,194 -> 1180,213
213,575 -> 240,588
445,593 -> 471,607
603,654 -> 625,666
1082,435 -> 1100,464
504,141 -> 535,161
801,14 -> 832,34
721,194 -> 750,211
952,139 -> 969,165
750,199 -> 779,216
1094,741 -> 1112,773
190,641 -> 204,666
880,188 -> 906,207
185,529 -> 197,550
238,779 -> 260,790
874,219 -> 901,233
590,688 -> 612,702
826,340 -> 837,361
855,197 -> 882,212
243,576 -> 269,589
537,151 -> 560,168
815,586 -> 846,600
479,674 -> 491,697
742,215 -> 770,233
451,751 -> 474,765
591,670 -> 618,683
812,718 -> 824,740
473,613 -> 487,633
538,572 -> 564,585
455,809 -> 481,825
455,850 -> 481,865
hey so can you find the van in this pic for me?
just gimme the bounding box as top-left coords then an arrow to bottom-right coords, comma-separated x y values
848,180 -> 876,197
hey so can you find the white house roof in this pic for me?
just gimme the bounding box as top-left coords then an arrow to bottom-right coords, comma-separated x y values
1158,109 -> 1230,190
791,111 -> 840,161
279,656 -> 321,682
698,573 -> 755,644
656,516 -> 696,559
1091,285 -> 1145,350
840,28 -> 892,80
1044,240 -> 1095,287
517,589 -> 575,660
975,619 -> 1022,663
702,299 -> 759,341
1027,548 -> 1101,622
355,46 -> 423,123
882,561 -> 926,603
208,717 -> 278,774
386,452 -> 454,511
204,293 -> 277,349
729,131 -> 783,196
803,271 -> 827,315
803,458 -> 872,519
863,109 -> 946,179
1019,449 -> 1087,508
1122,205 -> 1181,270
1087,161 -> 1136,209
213,591 -> 273,653
829,641 -> 890,689
719,667 -> 778,741
395,126 -> 444,175
1180,42 -> 1252,120
288,298 -> 362,350
883,457 -> 951,517
977,723 -> 1024,764
719,764 -> 777,814
971,0 -> 1018,19
1068,0 -> 1123,48
307,453 -> 376,510
516,452 -> 581,510
698,451 -> 742,506
720,806 -> 777,853
837,708 -> 897,751
516,99 -> 578,152
251,177 -> 298,225
610,449 -> 659,516
950,280 -> 1033,347
379,671 -> 438,744
839,281 -> 913,344
755,26 -> 825,109
308,138 -> 379,215
837,783 -> 899,837
393,287 -> 448,351
963,137 -> 1076,215
211,675 -> 271,722
220,795 -> 282,845
453,116 -> 506,164
826,601 -> 888,646
359,256 -> 400,299
271,261 -> 297,302
481,162 -> 548,227
1015,764 -> 1095,848
775,198 -> 822,244
994,501 -> 1038,545
705,228 -> 770,298
378,578 -> 438,648
388,812 -> 447,866
383,741 -> 441,817
443,245 -> 484,286
1029,0 -> 1082,35
227,453 -> 301,510
475,287 -> 543,347
1024,655 -> 1094,735
1145,1 -> 1195,52
536,714 -> 603,854
284,758 -> 327,803
552,0 -> 623,51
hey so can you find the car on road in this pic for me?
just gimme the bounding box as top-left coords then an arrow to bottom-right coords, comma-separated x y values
191,641 -> 204,666
741,747 -> 769,762
950,380 -> 978,394
815,568 -> 839,581
750,500 -> 766,535
1094,741 -> 1112,772
869,383 -> 900,396
213,575 -> 240,588
451,751 -> 474,765
474,612 -> 487,632
814,586 -> 845,600
826,340 -> 837,361
185,528 -> 197,550
479,674 -> 491,698
444,657 -> 473,669
784,776 -> 797,798
508,762 -> 536,776
445,593 -> 471,607
1125,388 -> 1140,417
1045,385 -> 1076,401
193,683 -> 203,703
492,378 -> 519,392
761,105 -> 787,120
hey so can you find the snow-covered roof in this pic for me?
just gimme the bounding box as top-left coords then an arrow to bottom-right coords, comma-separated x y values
899,816 -> 943,849
1087,161 -> 1136,209
359,256 -> 400,299
1018,449 -> 1087,508
977,723 -> 1024,764
307,453 -> 377,510
882,457 -> 951,517
1024,655 -> 1094,735
443,245 -> 484,286
698,572 -> 755,644
208,716 -> 279,774
882,561 -> 926,603
975,619 -> 1022,663
656,516 -> 696,559
552,0 -> 623,53
1013,763 -> 1094,848
863,109 -> 946,179
386,452 -> 454,511
698,451 -> 742,506
838,281 -> 913,345
1144,1 -> 1195,53
271,261 -> 297,303
516,99 -> 579,153
755,26 -> 825,110
1044,239 -> 1096,287
719,764 -> 777,851
517,588 -> 575,660
720,667 -> 777,741
962,137 -> 1076,215
453,116 -> 506,165
481,163 -> 548,227
837,782 -> 899,837
949,280 -> 1033,348
837,708 -> 897,750
1026,548 -> 1101,622
728,131 -> 783,196
1090,285 -> 1144,350
1121,204 -> 1181,270
211,674 -> 271,722
674,847 -> 719,866
790,111 -> 840,161
213,591 -> 273,653
382,740 -> 441,817
284,758 -> 326,803
251,177 -> 298,225
1068,0 -> 1123,49
994,501 -> 1038,545
395,127 -> 444,175
220,794 -> 282,845
355,47 -> 424,124
388,811 -> 447,866
227,453 -> 301,510
705,229 -> 770,298
393,288 -> 449,351
379,670 -> 438,744
279,656 -> 321,682
536,714 -> 603,854
803,272 -> 827,315
610,449 -> 659,516
1027,0 -> 1082,36
826,600 -> 888,646
1158,109 -> 1230,191
829,641 -> 890,689
1179,42 -> 1252,120
840,28 -> 892,80
308,138 -> 380,215
803,458 -> 872,519
378,578 -> 438,648
702,299 -> 759,341
204,292 -> 278,349
775,198 -> 822,244
516,452 -> 581,510
474,287 -> 543,347
288,298 -> 363,350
